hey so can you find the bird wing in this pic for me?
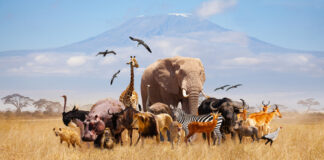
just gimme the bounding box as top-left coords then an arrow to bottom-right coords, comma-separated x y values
214,87 -> 221,91
129,36 -> 141,42
110,70 -> 120,85
222,85 -> 230,88
264,132 -> 276,140
107,51 -> 117,55
110,77 -> 115,85
115,70 -> 120,76
96,52 -> 104,56
141,43 -> 152,53
234,84 -> 242,87
226,86 -> 234,91
264,129 -> 280,140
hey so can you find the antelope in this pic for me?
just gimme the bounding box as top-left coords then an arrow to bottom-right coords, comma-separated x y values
248,101 -> 270,118
247,105 -> 282,136
185,112 -> 221,146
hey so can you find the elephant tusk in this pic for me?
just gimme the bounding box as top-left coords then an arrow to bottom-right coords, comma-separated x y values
201,90 -> 209,98
182,89 -> 189,98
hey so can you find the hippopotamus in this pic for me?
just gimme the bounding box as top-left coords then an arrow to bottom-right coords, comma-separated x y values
81,98 -> 125,147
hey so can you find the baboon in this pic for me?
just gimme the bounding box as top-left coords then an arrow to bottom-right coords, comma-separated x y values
100,128 -> 114,149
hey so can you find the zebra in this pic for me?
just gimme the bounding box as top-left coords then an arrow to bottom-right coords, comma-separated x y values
172,106 -> 223,145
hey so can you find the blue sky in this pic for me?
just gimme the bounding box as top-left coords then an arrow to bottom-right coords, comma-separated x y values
0,0 -> 324,52
0,0 -> 323,112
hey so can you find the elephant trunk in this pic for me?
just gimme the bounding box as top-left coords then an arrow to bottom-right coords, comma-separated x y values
188,91 -> 199,115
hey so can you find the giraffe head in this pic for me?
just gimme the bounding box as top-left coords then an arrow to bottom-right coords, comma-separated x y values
127,56 -> 139,68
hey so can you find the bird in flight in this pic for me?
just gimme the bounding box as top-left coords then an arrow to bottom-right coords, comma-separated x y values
110,70 -> 121,85
129,36 -> 152,53
214,85 -> 230,91
226,84 -> 242,91
96,50 -> 117,57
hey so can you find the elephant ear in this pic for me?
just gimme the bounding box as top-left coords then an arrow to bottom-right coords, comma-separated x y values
153,59 -> 179,94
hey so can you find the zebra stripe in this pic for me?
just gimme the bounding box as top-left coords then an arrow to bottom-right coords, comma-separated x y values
173,108 -> 223,145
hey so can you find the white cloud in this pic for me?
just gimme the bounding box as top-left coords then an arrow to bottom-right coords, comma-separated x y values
196,0 -> 237,18
168,13 -> 191,17
218,53 -> 324,76
34,54 -> 51,64
67,56 -> 88,67
99,56 -> 117,65
223,57 -> 261,65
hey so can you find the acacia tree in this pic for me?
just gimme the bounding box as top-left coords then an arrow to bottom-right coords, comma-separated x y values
297,98 -> 320,113
33,99 -> 62,113
1,93 -> 34,113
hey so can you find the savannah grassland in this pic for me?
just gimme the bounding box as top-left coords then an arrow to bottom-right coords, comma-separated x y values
0,113 -> 324,160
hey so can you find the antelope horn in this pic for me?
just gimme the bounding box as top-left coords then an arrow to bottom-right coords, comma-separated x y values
275,104 -> 278,109
267,101 -> 270,106
182,89 -> 189,98
262,100 -> 265,106
240,99 -> 246,109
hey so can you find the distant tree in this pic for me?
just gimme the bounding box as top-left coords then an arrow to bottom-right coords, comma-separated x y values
33,99 -> 62,113
297,98 -> 320,113
1,93 -> 34,113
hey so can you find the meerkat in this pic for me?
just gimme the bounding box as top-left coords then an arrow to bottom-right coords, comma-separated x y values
53,127 -> 81,148
100,128 -> 114,149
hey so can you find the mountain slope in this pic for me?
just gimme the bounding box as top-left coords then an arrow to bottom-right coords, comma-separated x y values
1,14 -> 321,55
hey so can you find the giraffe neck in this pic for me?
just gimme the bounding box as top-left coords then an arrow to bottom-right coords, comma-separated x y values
128,63 -> 134,94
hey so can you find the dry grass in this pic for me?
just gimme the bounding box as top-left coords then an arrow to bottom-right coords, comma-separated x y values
1,113 -> 324,160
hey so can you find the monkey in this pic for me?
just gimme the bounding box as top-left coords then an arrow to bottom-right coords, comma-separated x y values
100,128 -> 114,149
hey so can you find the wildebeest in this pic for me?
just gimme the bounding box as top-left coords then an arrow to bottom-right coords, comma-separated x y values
198,97 -> 243,141
81,98 -> 125,147
61,95 -> 89,137
107,106 -> 139,146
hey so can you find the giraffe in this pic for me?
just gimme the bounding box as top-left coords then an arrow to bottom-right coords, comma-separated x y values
119,56 -> 139,109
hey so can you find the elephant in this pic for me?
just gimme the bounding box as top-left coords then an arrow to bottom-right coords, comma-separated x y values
141,56 -> 207,115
